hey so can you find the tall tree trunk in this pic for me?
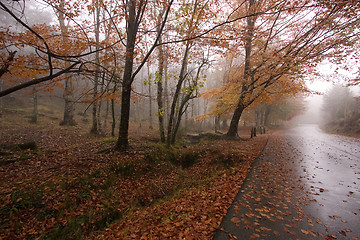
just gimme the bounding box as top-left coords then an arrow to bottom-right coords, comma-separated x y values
164,51 -> 169,126
226,0 -> 255,138
147,64 -> 153,129
104,99 -> 109,130
255,108 -> 260,127
97,99 -> 102,132
184,106 -> 188,132
115,0 -> 137,151
58,0 -> 76,126
31,87 -> 38,123
227,99 -> 245,137
91,2 -> 101,134
171,95 -> 190,144
116,84 -> 131,150
101,8 -> 111,133
111,83 -> 117,137
167,43 -> 190,146
222,119 -> 228,129
169,57 -> 205,144
61,78 -> 76,126
215,114 -> 221,133
96,72 -> 105,133
264,105 -> 270,126
157,19 -> 165,142
111,99 -> 116,136
114,0 -> 172,150
0,78 -> 2,117
260,107 -> 265,126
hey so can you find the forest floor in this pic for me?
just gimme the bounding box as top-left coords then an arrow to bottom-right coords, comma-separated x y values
0,108 -> 269,239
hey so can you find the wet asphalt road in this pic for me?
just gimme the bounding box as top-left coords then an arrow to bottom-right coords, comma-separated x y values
214,125 -> 360,239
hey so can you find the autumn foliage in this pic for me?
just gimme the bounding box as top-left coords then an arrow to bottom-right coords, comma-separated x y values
0,0 -> 360,238
0,111 -> 268,239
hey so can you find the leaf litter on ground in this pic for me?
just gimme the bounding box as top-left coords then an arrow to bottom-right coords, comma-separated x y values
0,113 -> 268,239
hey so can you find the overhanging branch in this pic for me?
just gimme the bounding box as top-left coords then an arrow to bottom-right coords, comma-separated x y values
0,62 -> 80,97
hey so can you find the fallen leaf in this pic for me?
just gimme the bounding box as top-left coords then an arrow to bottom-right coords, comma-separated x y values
260,226 -> 271,231
250,233 -> 260,238
301,229 -> 310,235
231,217 -> 240,225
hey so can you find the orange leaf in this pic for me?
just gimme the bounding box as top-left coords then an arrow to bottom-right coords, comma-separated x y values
250,233 -> 260,238
301,229 -> 310,235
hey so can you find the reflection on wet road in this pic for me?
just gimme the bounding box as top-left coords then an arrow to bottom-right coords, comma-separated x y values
214,124 -> 360,239
286,124 -> 360,238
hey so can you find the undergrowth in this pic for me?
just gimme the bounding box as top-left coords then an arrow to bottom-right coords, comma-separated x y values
0,134 -> 254,240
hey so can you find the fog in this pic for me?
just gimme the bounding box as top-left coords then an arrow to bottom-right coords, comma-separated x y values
293,95 -> 323,124
0,0 -> 55,29
294,80 -> 360,126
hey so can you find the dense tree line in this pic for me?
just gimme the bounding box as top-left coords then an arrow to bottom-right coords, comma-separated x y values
322,85 -> 360,134
0,0 -> 359,150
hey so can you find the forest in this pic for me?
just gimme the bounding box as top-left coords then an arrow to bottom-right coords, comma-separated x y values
321,84 -> 360,136
0,0 -> 359,239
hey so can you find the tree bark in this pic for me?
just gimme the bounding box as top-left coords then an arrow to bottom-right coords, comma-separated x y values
215,114 -> 221,133
111,83 -> 117,137
226,0 -> 255,138
31,87 -> 38,123
255,107 -> 261,127
167,43 -> 190,146
157,16 -> 165,142
171,95 -> 191,144
58,0 -> 76,126
0,77 -> 3,117
115,0 -> 137,151
96,72 -> 105,132
147,65 -> 153,129
91,2 -> 101,134
148,84 -> 153,128
169,57 -> 206,144
61,77 -> 76,126
164,51 -> 169,126
104,99 -> 109,130
114,0 -> 172,150
226,98 -> 245,138
116,84 -> 131,151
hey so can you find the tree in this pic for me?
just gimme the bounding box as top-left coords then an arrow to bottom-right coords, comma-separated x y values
2,0 -> 358,151
322,85 -> 355,123
0,2 -> 84,97
322,84 -> 359,134
0,51 -> 16,117
57,0 -> 77,126
221,0 -> 360,138
156,9 -> 166,142
165,0 -> 212,146
114,0 -> 174,151
226,0 -> 256,138
90,0 -> 101,134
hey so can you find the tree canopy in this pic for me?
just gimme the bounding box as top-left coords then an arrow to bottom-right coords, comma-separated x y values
1,0 -> 359,149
